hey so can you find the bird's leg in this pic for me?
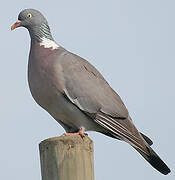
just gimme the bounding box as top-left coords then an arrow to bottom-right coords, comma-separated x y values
64,127 -> 87,138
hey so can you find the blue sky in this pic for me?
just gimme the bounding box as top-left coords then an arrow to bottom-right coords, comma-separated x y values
1,0 -> 174,179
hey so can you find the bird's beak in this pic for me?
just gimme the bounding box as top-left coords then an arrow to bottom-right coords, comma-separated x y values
11,20 -> 21,30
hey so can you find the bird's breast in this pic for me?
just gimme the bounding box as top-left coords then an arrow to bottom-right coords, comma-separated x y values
28,49 -> 62,111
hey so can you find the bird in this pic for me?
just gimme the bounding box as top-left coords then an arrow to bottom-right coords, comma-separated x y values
11,9 -> 170,175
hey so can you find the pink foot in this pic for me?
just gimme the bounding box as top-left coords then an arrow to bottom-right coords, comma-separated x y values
64,128 -> 87,138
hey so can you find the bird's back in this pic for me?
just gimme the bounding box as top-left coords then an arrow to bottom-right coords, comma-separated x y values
58,51 -> 129,118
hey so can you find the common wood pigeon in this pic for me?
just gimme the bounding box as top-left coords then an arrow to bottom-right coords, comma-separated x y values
11,9 -> 170,175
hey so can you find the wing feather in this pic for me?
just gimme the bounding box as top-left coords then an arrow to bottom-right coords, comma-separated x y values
95,112 -> 149,155
61,52 -> 129,118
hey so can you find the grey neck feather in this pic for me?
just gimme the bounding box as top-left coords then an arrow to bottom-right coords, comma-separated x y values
28,23 -> 54,42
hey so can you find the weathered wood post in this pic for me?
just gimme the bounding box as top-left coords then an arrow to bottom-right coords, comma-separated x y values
39,135 -> 94,180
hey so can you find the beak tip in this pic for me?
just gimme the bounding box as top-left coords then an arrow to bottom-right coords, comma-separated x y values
11,20 -> 21,31
11,26 -> 15,31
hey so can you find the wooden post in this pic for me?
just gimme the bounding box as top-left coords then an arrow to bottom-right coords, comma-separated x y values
39,135 -> 94,180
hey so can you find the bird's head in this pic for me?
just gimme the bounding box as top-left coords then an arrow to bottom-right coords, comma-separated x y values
11,9 -> 48,30
11,9 -> 53,42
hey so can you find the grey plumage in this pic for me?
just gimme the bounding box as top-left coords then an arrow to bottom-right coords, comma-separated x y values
11,9 -> 170,175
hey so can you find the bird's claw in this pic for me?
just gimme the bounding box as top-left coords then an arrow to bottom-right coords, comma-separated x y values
64,128 -> 87,138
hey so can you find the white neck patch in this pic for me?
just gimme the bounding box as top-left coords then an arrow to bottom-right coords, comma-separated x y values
40,37 -> 59,50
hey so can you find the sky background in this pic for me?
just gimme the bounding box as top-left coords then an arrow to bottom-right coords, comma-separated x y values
1,0 -> 174,179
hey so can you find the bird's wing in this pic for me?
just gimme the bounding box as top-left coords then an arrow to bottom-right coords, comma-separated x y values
59,52 -> 150,151
60,52 -> 129,119
59,52 -> 171,175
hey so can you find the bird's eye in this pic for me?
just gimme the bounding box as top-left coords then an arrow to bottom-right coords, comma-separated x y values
27,13 -> 32,18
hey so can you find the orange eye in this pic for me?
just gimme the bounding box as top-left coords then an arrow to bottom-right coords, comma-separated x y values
27,13 -> 32,18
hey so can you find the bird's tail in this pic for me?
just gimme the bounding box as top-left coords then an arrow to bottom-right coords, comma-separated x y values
95,113 -> 170,175
133,143 -> 170,175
